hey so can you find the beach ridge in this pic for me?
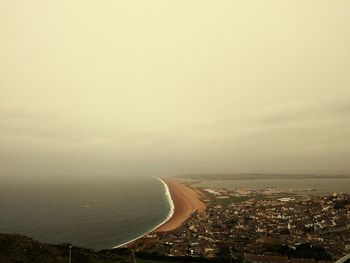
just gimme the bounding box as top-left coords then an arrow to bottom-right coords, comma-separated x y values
115,177 -> 206,248
155,177 -> 206,232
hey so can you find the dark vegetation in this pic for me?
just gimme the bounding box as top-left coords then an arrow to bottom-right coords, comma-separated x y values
333,198 -> 350,209
261,243 -> 332,261
0,234 -> 133,263
136,252 -> 239,263
0,234 -> 236,263
0,234 -> 333,263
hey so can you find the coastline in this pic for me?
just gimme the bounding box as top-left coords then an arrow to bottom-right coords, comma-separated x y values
113,177 -> 175,248
155,177 -> 206,232
114,176 -> 206,248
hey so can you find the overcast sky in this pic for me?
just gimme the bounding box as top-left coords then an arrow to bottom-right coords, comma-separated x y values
1,1 -> 350,178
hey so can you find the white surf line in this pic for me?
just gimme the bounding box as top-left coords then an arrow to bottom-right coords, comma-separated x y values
113,177 -> 175,248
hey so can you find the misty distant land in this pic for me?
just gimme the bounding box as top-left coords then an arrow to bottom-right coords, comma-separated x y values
175,173 -> 350,181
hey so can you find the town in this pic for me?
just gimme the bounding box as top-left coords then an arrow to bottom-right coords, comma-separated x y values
129,187 -> 350,262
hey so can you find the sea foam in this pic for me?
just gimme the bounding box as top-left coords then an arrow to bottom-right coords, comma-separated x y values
113,177 -> 174,248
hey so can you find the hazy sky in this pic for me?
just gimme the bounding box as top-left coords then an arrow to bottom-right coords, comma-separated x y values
1,1 -> 350,177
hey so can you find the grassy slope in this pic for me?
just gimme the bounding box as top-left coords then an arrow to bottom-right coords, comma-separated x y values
0,234 -> 132,263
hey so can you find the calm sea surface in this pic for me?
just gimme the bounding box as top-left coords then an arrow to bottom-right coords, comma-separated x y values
1,176 -> 349,249
0,176 -> 170,249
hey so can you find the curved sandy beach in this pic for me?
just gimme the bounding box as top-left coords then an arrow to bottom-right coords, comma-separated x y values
155,178 -> 206,232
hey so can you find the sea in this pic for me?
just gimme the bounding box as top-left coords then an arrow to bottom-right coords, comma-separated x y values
0,175 -> 349,249
0,176 -> 173,249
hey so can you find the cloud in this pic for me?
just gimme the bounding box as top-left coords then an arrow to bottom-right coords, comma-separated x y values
256,97 -> 350,126
0,108 -> 56,121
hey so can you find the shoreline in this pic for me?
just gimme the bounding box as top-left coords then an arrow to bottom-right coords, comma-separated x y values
113,177 -> 175,248
154,177 -> 206,232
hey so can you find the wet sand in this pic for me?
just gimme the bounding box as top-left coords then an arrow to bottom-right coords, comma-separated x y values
155,178 -> 206,232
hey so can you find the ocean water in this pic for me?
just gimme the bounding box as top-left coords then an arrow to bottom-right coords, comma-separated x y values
0,176 -> 171,249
